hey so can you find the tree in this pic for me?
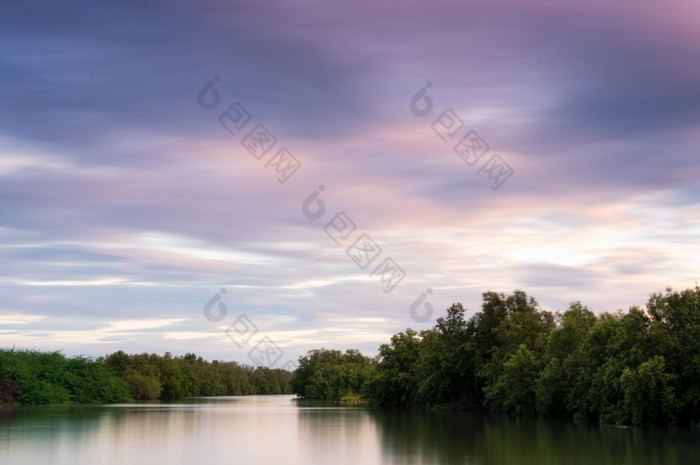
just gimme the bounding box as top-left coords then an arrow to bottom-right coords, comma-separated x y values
620,355 -> 678,425
536,302 -> 596,417
124,372 -> 161,400
484,344 -> 538,415
415,303 -> 478,405
363,329 -> 421,406
292,349 -> 376,401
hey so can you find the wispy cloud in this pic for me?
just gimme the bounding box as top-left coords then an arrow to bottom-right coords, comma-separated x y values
0,314 -> 47,325
0,0 -> 698,362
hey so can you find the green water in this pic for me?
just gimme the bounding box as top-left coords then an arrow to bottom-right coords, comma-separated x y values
1,396 -> 698,464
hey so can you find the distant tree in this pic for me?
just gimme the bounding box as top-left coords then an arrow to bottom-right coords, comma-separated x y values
363,329 -> 421,405
103,351 -> 293,401
124,372 -> 161,400
292,348 -> 376,401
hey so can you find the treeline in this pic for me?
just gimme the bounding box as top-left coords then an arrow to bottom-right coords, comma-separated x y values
0,349 -> 131,404
103,351 -> 293,400
292,287 -> 700,426
0,349 -> 293,405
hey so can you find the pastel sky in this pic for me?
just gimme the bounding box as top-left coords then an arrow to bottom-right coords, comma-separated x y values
2,0 -> 699,367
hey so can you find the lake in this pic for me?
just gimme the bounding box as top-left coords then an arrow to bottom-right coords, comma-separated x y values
1,395 -> 698,464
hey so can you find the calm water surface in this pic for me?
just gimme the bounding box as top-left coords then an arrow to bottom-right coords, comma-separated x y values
1,395 -> 698,465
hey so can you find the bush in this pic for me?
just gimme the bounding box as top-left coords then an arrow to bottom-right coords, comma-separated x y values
0,349 -> 131,405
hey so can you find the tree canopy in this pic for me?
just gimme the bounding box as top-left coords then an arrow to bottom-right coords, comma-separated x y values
293,287 -> 700,426
292,348 -> 376,401
0,349 -> 294,405
103,351 -> 293,400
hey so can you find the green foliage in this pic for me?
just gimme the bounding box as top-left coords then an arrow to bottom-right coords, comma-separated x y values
0,348 -> 293,405
104,351 -> 293,400
363,330 -> 420,405
0,349 -> 131,405
293,287 -> 700,426
620,355 -> 678,425
485,344 -> 538,415
123,372 -> 161,400
292,348 -> 376,401
339,393 -> 367,404
535,302 -> 597,417
414,303 -> 477,406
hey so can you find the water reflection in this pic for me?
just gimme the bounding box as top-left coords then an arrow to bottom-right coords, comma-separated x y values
366,407 -> 700,465
0,397 -> 698,465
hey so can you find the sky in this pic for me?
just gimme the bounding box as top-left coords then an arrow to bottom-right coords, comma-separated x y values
1,0 -> 699,368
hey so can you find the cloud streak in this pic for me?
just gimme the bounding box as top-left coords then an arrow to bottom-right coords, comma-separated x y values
1,0 -> 699,364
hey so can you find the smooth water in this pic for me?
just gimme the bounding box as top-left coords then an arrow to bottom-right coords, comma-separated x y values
1,395 -> 698,465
